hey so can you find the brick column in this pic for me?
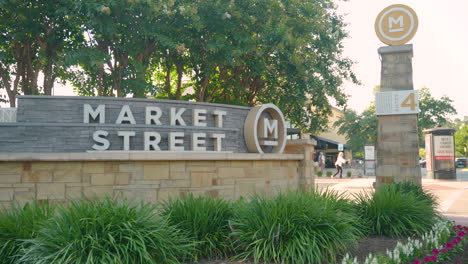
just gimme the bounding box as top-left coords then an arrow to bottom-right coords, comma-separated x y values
284,139 -> 317,190
376,44 -> 421,187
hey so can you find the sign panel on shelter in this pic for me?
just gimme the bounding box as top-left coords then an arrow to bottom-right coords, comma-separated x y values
433,136 -> 455,161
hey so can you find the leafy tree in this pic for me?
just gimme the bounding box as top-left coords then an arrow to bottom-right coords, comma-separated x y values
65,0 -> 176,98
1,0 -> 357,132
455,125 -> 468,157
448,116 -> 468,131
419,148 -> 426,159
0,0 -> 81,106
334,87 -> 458,155
171,0 -> 358,132
417,87 -> 457,145
446,116 -> 467,157
334,105 -> 378,158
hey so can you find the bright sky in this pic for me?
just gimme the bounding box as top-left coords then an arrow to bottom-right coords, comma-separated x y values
337,0 -> 468,118
1,0 -> 467,120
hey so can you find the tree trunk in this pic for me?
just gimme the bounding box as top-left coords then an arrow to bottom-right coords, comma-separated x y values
43,62 -> 54,95
175,61 -> 183,100
0,66 -> 17,107
31,63 -> 40,94
97,40 -> 110,96
165,60 -> 172,98
97,65 -> 106,96
113,75 -> 122,97
197,75 -> 210,102
42,47 -> 58,95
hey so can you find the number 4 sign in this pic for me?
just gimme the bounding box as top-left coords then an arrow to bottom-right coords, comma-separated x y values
375,90 -> 419,115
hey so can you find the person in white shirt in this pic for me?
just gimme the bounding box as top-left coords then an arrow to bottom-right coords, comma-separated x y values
332,152 -> 347,178
319,152 -> 326,172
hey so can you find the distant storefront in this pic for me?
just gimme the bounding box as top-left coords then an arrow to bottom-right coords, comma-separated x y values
286,107 -> 352,168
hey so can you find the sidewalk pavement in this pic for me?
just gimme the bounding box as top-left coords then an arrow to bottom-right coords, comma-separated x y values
314,177 -> 468,226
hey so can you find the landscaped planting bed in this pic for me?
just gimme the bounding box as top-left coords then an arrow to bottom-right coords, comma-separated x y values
0,182 -> 466,264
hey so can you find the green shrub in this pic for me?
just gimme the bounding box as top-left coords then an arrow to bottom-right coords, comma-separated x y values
393,181 -> 438,208
0,201 -> 55,264
316,170 -> 323,177
161,194 -> 233,259
326,171 -> 333,177
355,183 -> 439,237
20,198 -> 194,264
346,171 -> 352,177
232,189 -> 363,264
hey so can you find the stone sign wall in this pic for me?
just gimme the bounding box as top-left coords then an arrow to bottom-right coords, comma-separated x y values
0,96 -> 315,205
0,96 -> 255,153
0,143 -> 314,207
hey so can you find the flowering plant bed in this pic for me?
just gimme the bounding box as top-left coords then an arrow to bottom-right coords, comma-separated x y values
199,222 -> 468,264
341,220 -> 468,264
415,224 -> 468,264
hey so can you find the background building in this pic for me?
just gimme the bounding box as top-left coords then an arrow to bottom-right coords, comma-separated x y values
287,107 -> 352,168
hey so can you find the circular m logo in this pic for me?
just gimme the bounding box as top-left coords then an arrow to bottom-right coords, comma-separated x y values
244,104 -> 286,154
375,4 -> 418,46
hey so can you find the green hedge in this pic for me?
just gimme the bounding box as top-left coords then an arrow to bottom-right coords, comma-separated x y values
161,194 -> 233,259
354,182 -> 439,237
0,182 -> 439,264
19,198 -> 194,264
232,190 -> 363,264
0,201 -> 55,264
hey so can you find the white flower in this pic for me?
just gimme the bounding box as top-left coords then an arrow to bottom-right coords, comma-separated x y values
222,12 -> 231,19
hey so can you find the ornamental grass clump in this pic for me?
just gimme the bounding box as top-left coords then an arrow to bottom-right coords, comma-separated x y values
19,198 -> 194,264
392,181 -> 438,209
161,194 -> 234,259
355,183 -> 439,238
232,189 -> 363,264
0,201 -> 55,264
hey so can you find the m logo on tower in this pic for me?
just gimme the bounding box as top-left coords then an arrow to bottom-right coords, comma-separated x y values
375,4 -> 418,46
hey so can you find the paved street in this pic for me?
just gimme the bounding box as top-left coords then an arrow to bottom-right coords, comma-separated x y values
421,168 -> 468,181
315,168 -> 468,226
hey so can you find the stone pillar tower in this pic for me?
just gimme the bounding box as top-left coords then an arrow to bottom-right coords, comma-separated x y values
376,44 -> 421,187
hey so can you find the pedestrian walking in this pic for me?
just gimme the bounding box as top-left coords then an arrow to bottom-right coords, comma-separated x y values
319,152 -> 326,172
332,152 -> 347,179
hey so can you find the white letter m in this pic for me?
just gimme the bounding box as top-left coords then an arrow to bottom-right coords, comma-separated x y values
389,16 -> 404,32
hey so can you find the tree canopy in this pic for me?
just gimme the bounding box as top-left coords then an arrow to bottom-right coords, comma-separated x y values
417,87 -> 457,144
334,104 -> 377,158
455,124 -> 468,157
0,0 -> 357,132
0,0 -> 82,106
334,87 -> 458,157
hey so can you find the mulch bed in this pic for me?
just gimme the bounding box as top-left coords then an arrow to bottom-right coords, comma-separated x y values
348,236 -> 406,262
191,235 -> 468,264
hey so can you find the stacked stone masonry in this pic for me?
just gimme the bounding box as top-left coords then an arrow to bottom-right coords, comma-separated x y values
0,159 -> 308,207
376,44 -> 421,186
0,96 -> 253,152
